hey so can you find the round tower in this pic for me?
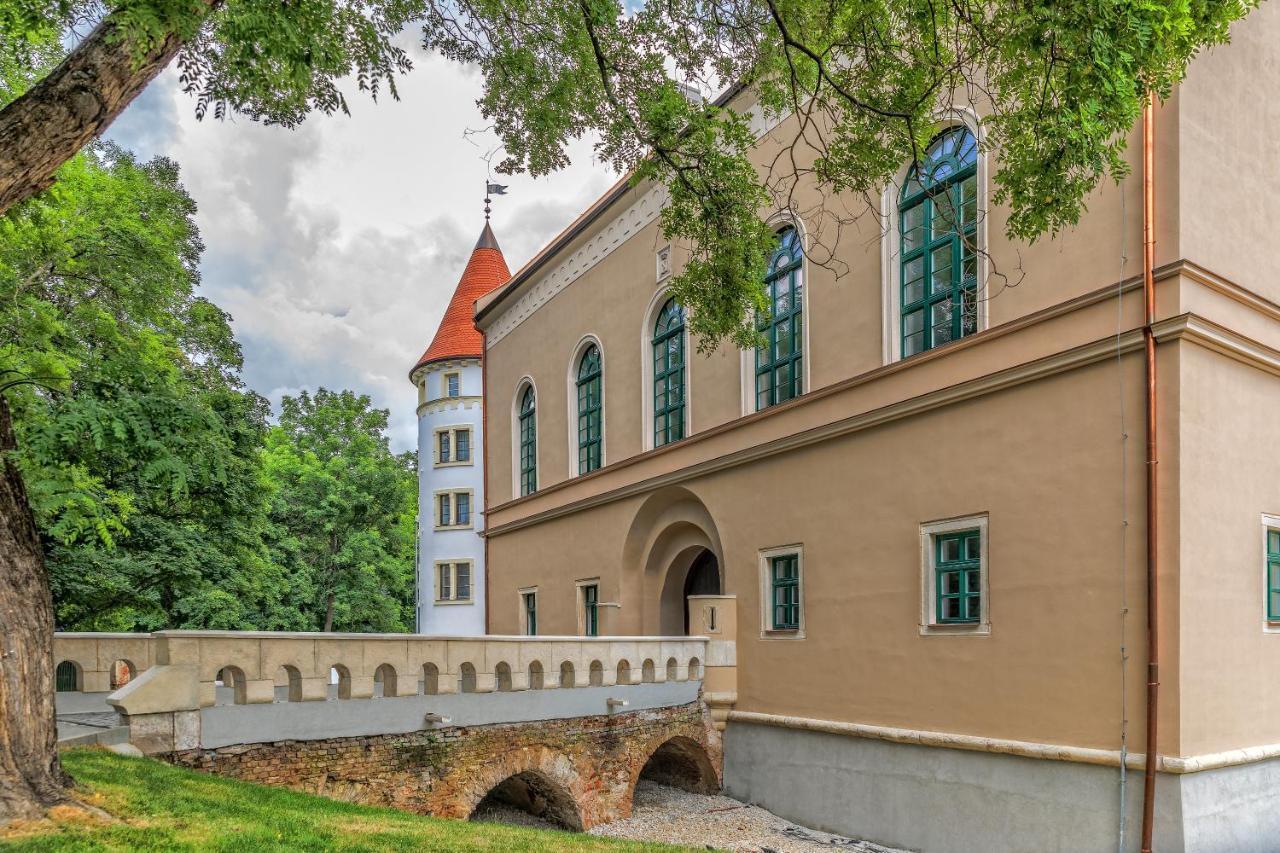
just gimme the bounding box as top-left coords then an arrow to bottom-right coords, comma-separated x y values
409,222 -> 510,635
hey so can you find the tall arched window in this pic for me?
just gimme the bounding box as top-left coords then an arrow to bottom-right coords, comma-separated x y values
755,226 -> 803,410
653,298 -> 685,447
900,126 -> 978,357
518,385 -> 537,495
576,345 -> 603,473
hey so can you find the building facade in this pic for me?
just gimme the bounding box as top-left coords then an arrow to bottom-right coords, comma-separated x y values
469,6 -> 1280,851
409,223 -> 510,635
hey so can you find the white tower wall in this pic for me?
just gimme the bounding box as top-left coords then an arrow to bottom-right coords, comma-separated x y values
414,359 -> 486,635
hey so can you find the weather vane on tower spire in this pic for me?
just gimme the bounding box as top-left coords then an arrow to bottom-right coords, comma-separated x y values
484,180 -> 508,221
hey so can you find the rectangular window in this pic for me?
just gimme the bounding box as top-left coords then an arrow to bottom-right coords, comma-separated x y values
435,427 -> 473,467
438,431 -> 452,464
445,372 -> 460,397
935,530 -> 981,623
583,584 -> 599,637
1268,527 -> 1280,622
523,591 -> 537,636
770,555 -> 800,630
435,562 -> 472,602
434,491 -> 473,529
456,428 -> 471,462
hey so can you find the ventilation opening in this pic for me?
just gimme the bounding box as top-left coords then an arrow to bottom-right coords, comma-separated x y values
470,771 -> 582,831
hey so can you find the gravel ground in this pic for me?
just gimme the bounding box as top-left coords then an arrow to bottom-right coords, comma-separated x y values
476,781 -> 908,852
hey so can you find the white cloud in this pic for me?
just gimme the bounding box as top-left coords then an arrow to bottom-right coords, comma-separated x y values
107,42 -> 616,452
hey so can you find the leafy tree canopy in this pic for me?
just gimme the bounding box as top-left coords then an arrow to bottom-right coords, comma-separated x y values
1,0 -> 1260,346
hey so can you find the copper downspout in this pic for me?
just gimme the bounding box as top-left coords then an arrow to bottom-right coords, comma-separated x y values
481,328 -> 491,636
1140,90 -> 1160,853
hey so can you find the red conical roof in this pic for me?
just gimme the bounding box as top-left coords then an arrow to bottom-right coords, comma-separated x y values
411,222 -> 511,376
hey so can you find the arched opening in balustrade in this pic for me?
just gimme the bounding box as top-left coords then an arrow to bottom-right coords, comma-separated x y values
666,657 -> 679,681
109,659 -> 136,690
55,660 -> 81,693
559,661 -> 575,689
329,665 -> 352,700
688,657 -> 702,680
636,736 -> 718,795
616,659 -> 631,685
588,660 -> 604,687
470,770 -> 583,831
641,659 -> 655,683
275,664 -> 302,702
459,662 -> 478,693
495,662 -> 513,692
421,662 -> 440,695
215,665 -> 247,705
528,661 -> 544,690
373,663 -> 398,698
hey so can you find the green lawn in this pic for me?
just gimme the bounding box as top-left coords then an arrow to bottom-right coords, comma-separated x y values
3,749 -> 688,852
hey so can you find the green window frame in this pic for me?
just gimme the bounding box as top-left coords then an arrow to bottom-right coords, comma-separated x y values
770,554 -> 800,630
576,345 -> 603,473
756,227 -> 804,410
1268,529 -> 1280,621
653,298 -> 685,447
583,584 -> 599,637
900,126 -> 979,358
518,385 -> 537,495
524,592 -> 537,636
935,529 -> 981,624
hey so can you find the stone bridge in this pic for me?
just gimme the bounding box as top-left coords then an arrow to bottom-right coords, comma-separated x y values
53,630 -> 736,830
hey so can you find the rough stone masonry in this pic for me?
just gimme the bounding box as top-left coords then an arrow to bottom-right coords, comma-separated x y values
170,701 -> 722,830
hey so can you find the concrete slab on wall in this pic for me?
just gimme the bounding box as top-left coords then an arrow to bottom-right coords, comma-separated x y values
200,681 -> 700,749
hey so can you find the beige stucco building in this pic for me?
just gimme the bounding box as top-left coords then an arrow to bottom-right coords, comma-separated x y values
471,7 -> 1280,850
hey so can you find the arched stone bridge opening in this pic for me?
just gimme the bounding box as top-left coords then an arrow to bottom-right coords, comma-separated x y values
55,630 -> 732,831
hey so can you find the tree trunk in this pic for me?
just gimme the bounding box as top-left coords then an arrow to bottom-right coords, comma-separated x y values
323,591 -> 336,633
0,395 -> 68,823
0,4 -> 211,215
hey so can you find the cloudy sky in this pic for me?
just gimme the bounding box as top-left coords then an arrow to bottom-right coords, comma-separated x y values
106,35 -> 617,452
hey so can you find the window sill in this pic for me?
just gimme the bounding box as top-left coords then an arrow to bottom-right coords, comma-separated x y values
433,461 -> 473,469
433,524 -> 474,532
759,628 -> 805,640
1263,620 -> 1280,634
919,622 -> 990,637
433,599 -> 475,606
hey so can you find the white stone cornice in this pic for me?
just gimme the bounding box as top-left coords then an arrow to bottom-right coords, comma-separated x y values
417,396 -> 482,418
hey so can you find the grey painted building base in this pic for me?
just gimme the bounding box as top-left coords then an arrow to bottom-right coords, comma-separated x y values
723,721 -> 1280,853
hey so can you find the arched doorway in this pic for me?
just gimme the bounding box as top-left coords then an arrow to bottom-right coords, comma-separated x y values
680,549 -> 720,633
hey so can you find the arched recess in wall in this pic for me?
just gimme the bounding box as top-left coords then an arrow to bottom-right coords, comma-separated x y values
466,747 -> 586,831
620,485 -> 725,635
739,211 -> 811,417
566,334 -> 605,477
55,660 -> 81,692
632,735 -> 719,797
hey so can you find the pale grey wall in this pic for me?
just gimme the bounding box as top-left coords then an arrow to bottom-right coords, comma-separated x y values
723,721 -> 1193,853
200,681 -> 700,749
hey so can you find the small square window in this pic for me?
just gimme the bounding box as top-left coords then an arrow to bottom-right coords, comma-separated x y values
436,562 -> 472,603
758,547 -> 804,638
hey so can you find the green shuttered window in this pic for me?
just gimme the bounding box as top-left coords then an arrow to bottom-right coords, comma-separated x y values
518,386 -> 537,495
756,227 -> 804,410
770,554 -> 800,630
1268,529 -> 1280,621
936,529 -> 981,623
900,126 -> 979,358
653,298 -> 685,447
577,345 -> 603,474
